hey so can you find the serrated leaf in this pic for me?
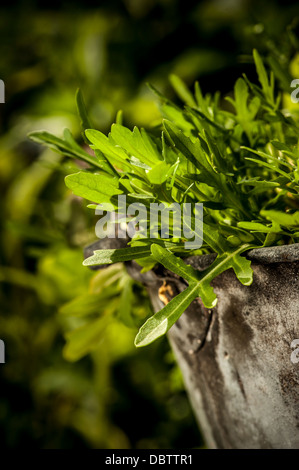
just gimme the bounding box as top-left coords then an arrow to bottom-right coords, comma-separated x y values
151,244 -> 199,281
110,124 -> 162,166
163,120 -> 220,188
135,243 -> 255,347
85,129 -> 132,172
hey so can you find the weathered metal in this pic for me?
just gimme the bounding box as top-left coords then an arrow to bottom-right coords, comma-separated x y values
126,244 -> 299,449
85,241 -> 299,448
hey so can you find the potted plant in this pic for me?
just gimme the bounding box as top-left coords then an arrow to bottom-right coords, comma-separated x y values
29,49 -> 299,448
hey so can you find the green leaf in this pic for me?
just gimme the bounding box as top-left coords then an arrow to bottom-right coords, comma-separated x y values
135,282 -> 199,347
129,156 -> 152,170
63,316 -> 113,361
85,129 -> 132,172
65,171 -> 123,203
128,193 -> 155,199
83,246 -> 152,266
234,78 -> 250,118
28,130 -> 104,169
186,107 -> 229,135
135,243 -> 255,347
260,210 -> 299,229
194,81 -> 209,115
238,221 -> 277,233
110,124 -> 162,167
151,244 -> 199,281
59,293 -> 112,317
161,104 -> 195,135
253,49 -> 276,107
76,89 -> 93,134
163,120 -> 220,188
242,146 -> 294,170
147,161 -> 172,184
117,279 -> 135,327
169,74 -> 197,107
116,109 -> 123,125
267,56 -> 292,93
253,50 -> 270,95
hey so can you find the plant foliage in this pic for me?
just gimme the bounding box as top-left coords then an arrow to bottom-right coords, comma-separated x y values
29,50 -> 299,347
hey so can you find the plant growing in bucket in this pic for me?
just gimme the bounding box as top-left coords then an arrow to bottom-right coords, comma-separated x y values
29,49 -> 299,448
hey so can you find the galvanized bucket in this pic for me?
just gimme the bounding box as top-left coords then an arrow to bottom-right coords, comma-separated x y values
127,244 -> 299,449
86,241 -> 299,448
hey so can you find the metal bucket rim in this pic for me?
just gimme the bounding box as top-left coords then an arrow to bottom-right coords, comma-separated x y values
184,242 -> 299,269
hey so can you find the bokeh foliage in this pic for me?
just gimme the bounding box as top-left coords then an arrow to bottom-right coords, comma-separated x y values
0,0 -> 298,449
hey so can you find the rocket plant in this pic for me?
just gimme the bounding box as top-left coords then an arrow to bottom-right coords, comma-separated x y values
29,50 -> 299,349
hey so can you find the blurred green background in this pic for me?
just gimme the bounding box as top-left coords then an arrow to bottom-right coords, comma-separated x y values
0,0 -> 298,449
